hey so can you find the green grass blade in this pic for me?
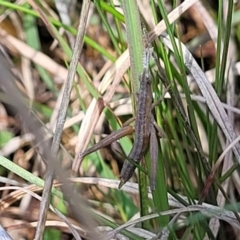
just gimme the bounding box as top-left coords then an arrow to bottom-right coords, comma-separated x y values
0,155 -> 63,199
121,0 -> 143,94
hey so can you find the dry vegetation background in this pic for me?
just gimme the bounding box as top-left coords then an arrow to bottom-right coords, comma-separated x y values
0,0 -> 240,239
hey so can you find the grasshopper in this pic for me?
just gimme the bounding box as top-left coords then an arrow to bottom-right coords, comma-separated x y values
79,32 -> 167,191
119,45 -> 163,189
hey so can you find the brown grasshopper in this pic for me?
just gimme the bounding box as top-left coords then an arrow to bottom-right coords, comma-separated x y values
79,34 -> 167,190
118,46 -> 165,189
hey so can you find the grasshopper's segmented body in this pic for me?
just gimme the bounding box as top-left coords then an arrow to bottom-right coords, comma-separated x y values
119,54 -> 153,188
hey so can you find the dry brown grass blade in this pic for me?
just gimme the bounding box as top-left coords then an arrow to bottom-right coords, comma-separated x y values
8,11 -> 35,101
0,186 -> 82,239
73,98 -> 104,173
0,185 -> 41,210
0,133 -> 34,157
5,220 -> 86,238
0,28 -> 68,84
149,0 -> 199,40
